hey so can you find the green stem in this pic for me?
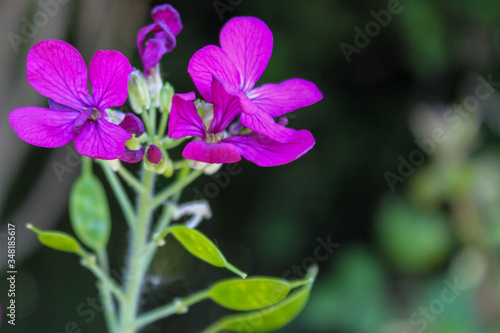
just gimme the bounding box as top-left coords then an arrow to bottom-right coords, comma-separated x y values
100,161 -> 136,229
134,289 -> 211,330
117,167 -> 145,193
97,249 -> 118,333
157,110 -> 169,139
162,137 -> 187,149
150,107 -> 157,135
82,156 -> 92,176
141,109 -> 155,138
119,170 -> 155,332
150,168 -> 205,208
85,256 -> 126,303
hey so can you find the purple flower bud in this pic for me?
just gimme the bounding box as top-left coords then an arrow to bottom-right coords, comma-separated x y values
146,145 -> 163,165
119,113 -> 145,137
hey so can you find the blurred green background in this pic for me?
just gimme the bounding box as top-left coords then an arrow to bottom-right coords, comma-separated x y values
2,0 -> 500,332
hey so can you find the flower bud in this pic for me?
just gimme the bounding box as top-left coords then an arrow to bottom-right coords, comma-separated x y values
159,82 -> 175,114
146,144 -> 163,165
119,113 -> 146,137
144,144 -> 167,173
147,65 -> 163,107
128,69 -> 150,114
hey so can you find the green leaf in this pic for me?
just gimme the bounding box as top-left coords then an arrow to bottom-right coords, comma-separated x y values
169,226 -> 246,278
27,224 -> 83,255
210,277 -> 292,311
69,172 -> 111,251
204,267 -> 317,333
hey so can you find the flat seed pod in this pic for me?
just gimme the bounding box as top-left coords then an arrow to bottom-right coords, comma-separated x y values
28,224 -> 82,255
210,277 -> 291,311
203,275 -> 315,333
170,226 -> 246,277
69,173 -> 111,251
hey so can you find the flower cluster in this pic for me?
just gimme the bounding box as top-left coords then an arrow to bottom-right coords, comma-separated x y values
169,17 -> 322,166
9,6 -> 322,168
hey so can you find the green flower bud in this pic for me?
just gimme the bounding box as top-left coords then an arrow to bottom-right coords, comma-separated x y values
159,82 -> 175,114
128,69 -> 150,114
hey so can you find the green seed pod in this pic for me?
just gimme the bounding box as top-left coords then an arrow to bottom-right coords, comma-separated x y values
210,277 -> 291,311
69,173 -> 111,252
27,224 -> 83,255
203,279 -> 314,333
170,226 -> 246,278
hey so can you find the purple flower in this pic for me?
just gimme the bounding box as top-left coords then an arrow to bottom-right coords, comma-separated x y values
137,4 -> 183,74
188,17 -> 323,143
168,77 -> 315,166
9,40 -> 134,160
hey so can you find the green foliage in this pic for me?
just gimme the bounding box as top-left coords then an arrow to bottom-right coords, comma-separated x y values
376,196 -> 452,273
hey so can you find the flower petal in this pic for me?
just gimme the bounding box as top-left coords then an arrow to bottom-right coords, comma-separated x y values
48,99 -> 80,112
168,92 -> 206,139
120,146 -> 146,163
9,107 -> 78,148
240,111 -> 298,143
209,77 -> 242,134
249,79 -> 323,117
137,23 -> 156,59
183,140 -> 241,164
224,130 -> 315,167
74,119 -> 132,159
141,38 -> 168,71
188,45 -> 240,102
119,113 -> 145,136
89,50 -> 131,110
27,40 -> 89,110
152,4 -> 183,36
220,17 -> 273,91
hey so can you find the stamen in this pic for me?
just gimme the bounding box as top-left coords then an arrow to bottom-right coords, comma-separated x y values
206,132 -> 224,143
89,108 -> 102,121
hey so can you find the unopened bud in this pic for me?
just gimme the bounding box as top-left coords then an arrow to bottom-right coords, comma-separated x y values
144,144 -> 166,173
128,69 -> 150,114
160,82 -> 175,114
147,65 -> 163,107
146,145 -> 163,165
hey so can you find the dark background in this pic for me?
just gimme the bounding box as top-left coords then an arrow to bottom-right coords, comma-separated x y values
2,0 -> 500,332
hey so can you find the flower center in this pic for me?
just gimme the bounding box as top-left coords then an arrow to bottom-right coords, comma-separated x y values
206,132 -> 224,143
89,108 -> 102,122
